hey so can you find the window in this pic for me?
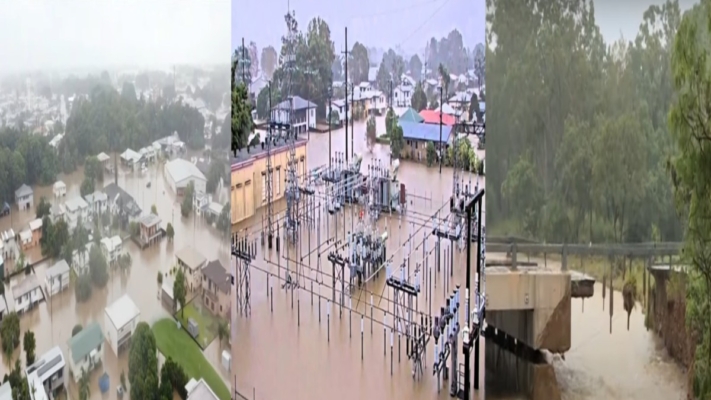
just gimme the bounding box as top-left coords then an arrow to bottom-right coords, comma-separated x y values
261,173 -> 267,202
276,168 -> 281,194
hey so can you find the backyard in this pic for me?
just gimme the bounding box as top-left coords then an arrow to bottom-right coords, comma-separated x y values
153,318 -> 230,400
176,299 -> 221,349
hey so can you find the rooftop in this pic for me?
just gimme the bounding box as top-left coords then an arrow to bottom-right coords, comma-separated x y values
202,260 -> 230,294
67,322 -> 104,364
65,196 -> 88,212
28,218 -> 42,231
46,259 -> 70,278
53,180 -> 66,189
15,184 -> 32,198
419,110 -> 456,126
272,96 -> 316,111
165,159 -> 207,184
105,294 -> 140,329
399,120 -> 453,143
186,378 -> 219,400
139,213 -> 161,228
103,183 -> 141,217
12,274 -> 40,298
97,152 -> 111,162
176,246 -> 207,270
26,346 -> 64,381
232,136 -> 307,169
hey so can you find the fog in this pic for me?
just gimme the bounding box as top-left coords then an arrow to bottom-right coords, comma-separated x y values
595,0 -> 695,42
0,0 -> 230,73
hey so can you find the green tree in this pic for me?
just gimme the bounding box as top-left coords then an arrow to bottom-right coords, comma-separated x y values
166,223 -> 174,241
80,178 -> 94,198
157,272 -> 163,286
232,82 -> 253,152
180,181 -> 195,218
0,312 -> 20,359
174,268 -> 187,316
438,64 -> 451,98
409,54 -> 423,82
22,331 -> 35,365
206,160 -> 225,194
84,155 -> 103,183
468,92 -> 480,120
74,273 -> 92,303
376,61 -> 391,93
35,197 -> 50,219
151,204 -> 157,215
160,357 -> 188,398
411,83 -> 427,112
128,322 -> 159,400
88,245 -> 109,287
217,320 -> 230,345
78,368 -> 90,400
349,42 -> 370,84
366,116 -> 376,152
426,142 -> 437,167
217,203 -> 231,238
261,46 -> 278,80
389,124 -> 405,160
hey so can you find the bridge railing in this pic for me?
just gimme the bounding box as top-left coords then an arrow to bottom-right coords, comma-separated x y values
486,236 -> 683,258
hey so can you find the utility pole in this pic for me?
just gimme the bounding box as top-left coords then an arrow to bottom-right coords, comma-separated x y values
242,37 -> 246,85
342,27 -> 350,163
389,80 -> 393,109
328,91 -> 332,169
439,85 -> 443,174
350,85 -> 354,159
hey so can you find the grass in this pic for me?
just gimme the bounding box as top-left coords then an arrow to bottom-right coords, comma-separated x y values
176,301 -> 220,349
153,318 -> 230,400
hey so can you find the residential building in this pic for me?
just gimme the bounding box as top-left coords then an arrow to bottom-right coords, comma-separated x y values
201,260 -> 231,318
193,192 -> 210,215
96,152 -> 111,168
1,230 -> 16,261
270,96 -> 316,134
12,274 -> 42,314
84,192 -> 108,217
45,259 -> 70,297
103,183 -> 142,223
104,294 -> 141,356
29,218 -> 42,247
330,99 -> 350,125
397,121 -> 453,162
119,148 -> 141,168
53,181 -> 66,198
19,229 -> 32,250
393,85 -> 413,108
139,146 -> 157,164
67,322 -> 104,382
231,137 -> 307,225
0,202 -> 9,217
25,346 -> 65,400
419,110 -> 456,126
138,214 -> 162,247
49,204 -> 64,224
186,378 -> 219,400
49,134 -> 63,151
175,246 -> 207,292
100,236 -> 123,264
63,197 -> 90,231
164,159 -> 207,195
15,184 -> 33,210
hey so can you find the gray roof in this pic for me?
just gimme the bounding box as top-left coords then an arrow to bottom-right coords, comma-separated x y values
202,260 -> 230,293
15,184 -> 32,198
67,322 -> 104,364
272,96 -> 316,111
103,183 -> 141,217
165,159 -> 206,184
12,274 -> 40,298
139,213 -> 161,228
176,246 -> 206,270
46,259 -> 70,278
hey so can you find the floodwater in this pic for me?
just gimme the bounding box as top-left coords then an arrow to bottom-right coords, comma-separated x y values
485,255 -> 687,400
231,116 -> 486,400
0,154 -> 230,399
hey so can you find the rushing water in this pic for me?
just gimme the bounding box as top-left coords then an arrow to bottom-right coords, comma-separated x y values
485,256 -> 687,400
1,155 -> 230,400
231,117 -> 486,400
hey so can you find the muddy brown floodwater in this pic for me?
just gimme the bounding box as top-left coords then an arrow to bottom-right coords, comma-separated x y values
1,154 -> 230,400
231,117 -> 486,400
485,255 -> 687,400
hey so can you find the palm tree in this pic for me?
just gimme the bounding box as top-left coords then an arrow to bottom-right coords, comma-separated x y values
79,368 -> 91,400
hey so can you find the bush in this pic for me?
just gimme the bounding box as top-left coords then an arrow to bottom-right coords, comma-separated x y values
0,312 -> 20,358
74,274 -> 93,302
72,324 -> 83,336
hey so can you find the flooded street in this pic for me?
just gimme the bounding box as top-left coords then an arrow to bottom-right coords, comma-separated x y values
1,155 -> 230,400
232,116 -> 486,400
485,255 -> 687,400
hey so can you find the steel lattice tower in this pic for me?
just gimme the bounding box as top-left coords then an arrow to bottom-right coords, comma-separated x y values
284,10 -> 300,245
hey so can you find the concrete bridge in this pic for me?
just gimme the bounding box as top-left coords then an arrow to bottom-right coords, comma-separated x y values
484,238 -> 682,399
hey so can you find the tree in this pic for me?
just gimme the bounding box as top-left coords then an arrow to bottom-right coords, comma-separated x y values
35,197 -> 50,219
74,273 -> 92,302
72,324 -> 83,336
217,320 -> 229,345
118,253 -> 132,272
389,124 -> 405,160
409,54 -> 423,81
331,56 -> 343,80
160,357 -> 188,398
256,85 -> 280,120
411,83 -> 427,112
231,81 -> 253,152
128,323 -> 159,400
40,217 -> 69,259
79,178 -> 94,198
0,312 -> 20,359
206,159 -> 225,194
78,368 -> 90,400
349,42 -> 370,84
468,92 -> 480,121
151,204 -> 157,215
89,245 -> 109,287
426,142 -> 437,167
217,203 -> 231,238
261,46 -> 278,80
180,181 -> 195,218
174,268 -> 187,315
375,61 -> 391,93
22,331 -> 35,365
248,41 -> 259,79
366,116 -> 376,152
438,64 -> 451,98
166,223 -> 174,241
473,43 -> 485,90
84,155 -> 103,183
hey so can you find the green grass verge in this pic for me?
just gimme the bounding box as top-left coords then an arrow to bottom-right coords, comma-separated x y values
177,301 -> 219,349
152,318 -> 230,400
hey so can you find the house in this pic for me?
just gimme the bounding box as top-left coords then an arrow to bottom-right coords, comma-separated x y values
103,183 -> 142,223
63,197 -> 90,231
45,259 -> 70,297
330,99 -> 350,125
393,85 -> 413,108
139,146 -> 157,164
270,96 -> 317,134
186,378 -> 219,400
193,192 -> 210,215
138,214 -> 162,247
49,204 -> 64,224
19,229 -> 32,250
104,294 -> 141,355
0,202 -> 9,217
29,218 -> 43,247
119,148 -> 142,168
201,260 -> 231,318
53,181 -> 66,198
25,346 -> 66,400
100,236 -> 123,264
164,159 -> 207,195
419,110 -> 456,126
12,274 -> 42,314
175,246 -> 207,292
84,191 -> 108,216
67,322 -> 104,382
15,184 -> 33,210
435,103 -> 460,118
96,152 -> 111,168
397,121 -> 453,162
398,108 -> 425,124
1,230 -> 16,261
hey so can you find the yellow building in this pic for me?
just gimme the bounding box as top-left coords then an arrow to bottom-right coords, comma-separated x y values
231,138 -> 308,226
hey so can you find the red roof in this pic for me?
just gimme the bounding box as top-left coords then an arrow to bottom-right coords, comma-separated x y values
419,110 -> 455,126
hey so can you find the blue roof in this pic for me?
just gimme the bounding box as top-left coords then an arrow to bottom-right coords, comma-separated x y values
399,121 -> 452,142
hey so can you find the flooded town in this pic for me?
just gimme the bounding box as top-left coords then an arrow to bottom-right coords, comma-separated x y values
0,2 -> 231,399
232,3 -> 485,399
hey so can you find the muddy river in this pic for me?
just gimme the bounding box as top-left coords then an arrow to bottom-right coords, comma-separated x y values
0,154 -> 231,400
231,116 -> 486,400
485,256 -> 687,400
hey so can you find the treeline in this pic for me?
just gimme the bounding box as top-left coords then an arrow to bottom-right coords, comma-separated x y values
59,82 -> 206,173
487,0 -> 683,244
0,128 -> 58,204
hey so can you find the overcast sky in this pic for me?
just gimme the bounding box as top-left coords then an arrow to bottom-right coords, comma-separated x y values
232,0 -> 485,57
0,0 -> 230,74
593,0 -> 696,43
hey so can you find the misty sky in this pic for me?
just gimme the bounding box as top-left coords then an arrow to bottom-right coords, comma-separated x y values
0,0 -> 230,74
232,0 -> 485,56
595,0 -> 697,43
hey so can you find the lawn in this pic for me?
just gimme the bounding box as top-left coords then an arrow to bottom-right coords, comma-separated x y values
177,300 -> 219,349
153,318 -> 230,400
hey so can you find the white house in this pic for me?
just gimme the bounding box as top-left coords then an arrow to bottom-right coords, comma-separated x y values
67,322 -> 104,382
64,197 -> 90,231
100,236 -> 123,264
393,85 -> 413,108
19,229 -> 32,249
119,149 -> 142,168
139,146 -> 157,164
175,246 -> 207,292
53,181 -> 66,198
96,152 -> 111,167
193,192 -> 210,215
45,259 -> 70,297
270,96 -> 317,134
164,159 -> 207,196
186,378 -> 219,400
25,346 -> 66,400
12,274 -> 42,314
15,184 -> 33,210
1,229 -> 16,261
49,204 -> 65,224
104,294 -> 141,356
330,99 -> 350,124
84,192 -> 108,216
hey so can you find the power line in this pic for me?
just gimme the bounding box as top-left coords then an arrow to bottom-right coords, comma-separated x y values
396,0 -> 451,48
